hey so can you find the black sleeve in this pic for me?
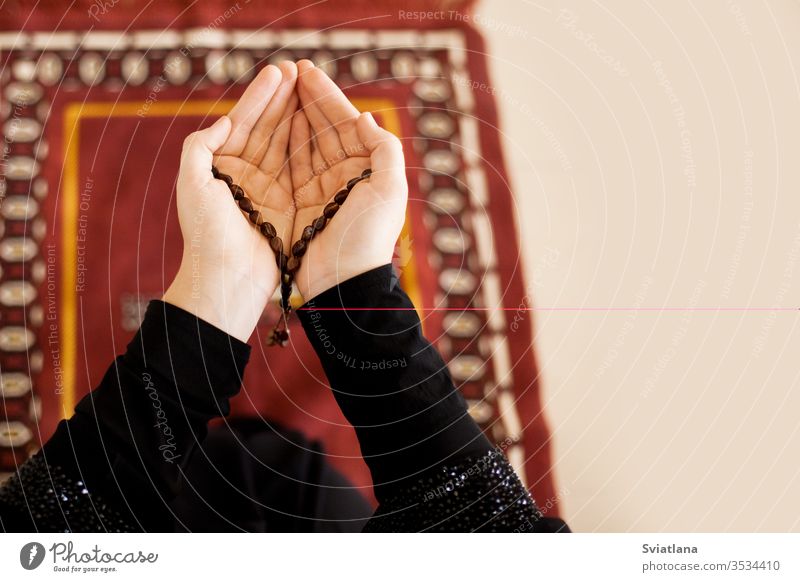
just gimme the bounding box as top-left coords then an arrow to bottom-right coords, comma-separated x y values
0,300 -> 250,532
297,265 -> 566,532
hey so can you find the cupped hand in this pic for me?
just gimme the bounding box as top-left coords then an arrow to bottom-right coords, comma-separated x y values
163,62 -> 298,341
288,60 -> 408,300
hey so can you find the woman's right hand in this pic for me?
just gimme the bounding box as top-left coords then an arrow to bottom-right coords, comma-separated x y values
163,62 -> 298,341
288,60 -> 408,301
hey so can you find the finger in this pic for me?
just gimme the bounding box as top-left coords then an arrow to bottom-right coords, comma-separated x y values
355,112 -> 406,196
242,61 -> 298,166
298,59 -> 359,119
260,91 -> 298,176
215,65 -> 281,157
181,116 -> 232,182
297,60 -> 363,155
289,109 -> 314,188
296,68 -> 345,167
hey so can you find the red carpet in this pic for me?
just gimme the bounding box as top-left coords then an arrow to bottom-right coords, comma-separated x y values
0,0 -> 560,516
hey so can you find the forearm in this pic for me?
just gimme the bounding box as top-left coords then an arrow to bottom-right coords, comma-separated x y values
0,300 -> 250,532
298,265 -> 568,531
298,266 -> 491,495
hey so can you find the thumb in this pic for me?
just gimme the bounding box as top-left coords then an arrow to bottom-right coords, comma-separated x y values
355,112 -> 406,196
180,116 -> 232,181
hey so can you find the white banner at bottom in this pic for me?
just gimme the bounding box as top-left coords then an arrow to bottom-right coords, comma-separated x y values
0,533 -> 797,581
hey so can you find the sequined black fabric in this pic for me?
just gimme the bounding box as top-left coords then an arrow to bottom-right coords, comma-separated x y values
0,449 -> 557,533
363,450 -> 546,532
0,454 -> 136,532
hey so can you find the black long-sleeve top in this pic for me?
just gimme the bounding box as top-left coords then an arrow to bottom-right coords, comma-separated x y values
0,265 -> 565,532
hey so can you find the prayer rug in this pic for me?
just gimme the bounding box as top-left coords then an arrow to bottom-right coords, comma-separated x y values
0,0 -> 559,516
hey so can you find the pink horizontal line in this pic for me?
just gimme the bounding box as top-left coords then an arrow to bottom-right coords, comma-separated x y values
298,307 -> 800,312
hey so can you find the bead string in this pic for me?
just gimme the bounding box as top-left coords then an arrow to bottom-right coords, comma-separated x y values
211,165 -> 373,347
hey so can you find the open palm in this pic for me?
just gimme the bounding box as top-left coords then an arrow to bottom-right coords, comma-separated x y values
209,62 -> 298,300
289,60 -> 408,300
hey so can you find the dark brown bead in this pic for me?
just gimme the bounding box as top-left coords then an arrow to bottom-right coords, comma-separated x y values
238,197 -> 253,212
276,329 -> 290,345
291,239 -> 307,257
286,256 -> 300,272
334,189 -> 349,204
275,252 -> 287,270
230,184 -> 245,200
270,236 -> 283,254
361,168 -> 372,178
249,210 -> 262,225
218,173 -> 234,187
268,327 -> 291,346
302,225 -> 314,241
323,202 -> 339,218
212,166 -> 220,178
346,176 -> 361,190
313,216 -> 327,232
261,222 -> 277,238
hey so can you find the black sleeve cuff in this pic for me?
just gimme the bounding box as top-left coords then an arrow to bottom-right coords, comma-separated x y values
124,299 -> 251,411
297,265 -> 491,501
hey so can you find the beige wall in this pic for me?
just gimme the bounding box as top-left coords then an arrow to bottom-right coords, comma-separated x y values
476,0 -> 800,531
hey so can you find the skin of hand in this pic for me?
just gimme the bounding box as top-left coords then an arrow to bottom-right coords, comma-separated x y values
288,60 -> 408,301
163,62 -> 299,341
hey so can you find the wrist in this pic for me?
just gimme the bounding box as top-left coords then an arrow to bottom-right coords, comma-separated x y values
163,255 -> 274,342
298,257 -> 391,301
